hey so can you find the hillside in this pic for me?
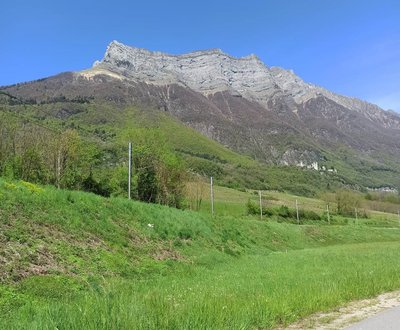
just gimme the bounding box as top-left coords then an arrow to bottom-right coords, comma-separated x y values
0,97 -> 346,197
1,41 -> 400,191
1,179 -> 400,329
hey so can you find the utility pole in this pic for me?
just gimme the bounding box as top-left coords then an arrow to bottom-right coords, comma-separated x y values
128,142 -> 132,200
296,199 -> 300,224
210,176 -> 214,216
259,190 -> 263,220
327,204 -> 330,224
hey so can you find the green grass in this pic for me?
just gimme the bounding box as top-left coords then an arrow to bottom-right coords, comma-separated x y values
197,184 -> 400,227
198,184 -> 333,217
3,242 -> 400,329
1,178 -> 400,329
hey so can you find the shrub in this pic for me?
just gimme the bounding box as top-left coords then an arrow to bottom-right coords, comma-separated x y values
246,199 -> 259,215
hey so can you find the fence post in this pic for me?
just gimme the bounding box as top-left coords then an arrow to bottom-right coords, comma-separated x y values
398,210 -> 400,226
210,176 -> 214,216
259,190 -> 263,220
296,199 -> 300,224
128,142 -> 132,200
327,204 -> 330,224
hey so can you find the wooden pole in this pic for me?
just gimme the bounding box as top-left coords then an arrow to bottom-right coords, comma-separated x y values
296,199 -> 300,224
128,142 -> 132,200
355,207 -> 358,223
210,176 -> 214,216
259,190 -> 263,220
327,204 -> 330,224
57,149 -> 61,189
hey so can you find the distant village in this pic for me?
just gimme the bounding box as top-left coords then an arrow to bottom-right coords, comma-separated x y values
296,161 -> 338,173
294,162 -> 399,194
367,186 -> 399,194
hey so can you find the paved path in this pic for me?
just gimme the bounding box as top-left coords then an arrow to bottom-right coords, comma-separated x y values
345,306 -> 400,330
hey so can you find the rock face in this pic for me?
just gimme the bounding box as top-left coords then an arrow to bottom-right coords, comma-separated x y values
94,41 -> 277,104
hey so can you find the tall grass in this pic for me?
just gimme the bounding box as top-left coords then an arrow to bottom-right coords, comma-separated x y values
3,242 -> 400,329
1,179 -> 400,329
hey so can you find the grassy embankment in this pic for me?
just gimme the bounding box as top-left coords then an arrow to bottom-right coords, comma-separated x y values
1,178 -> 400,329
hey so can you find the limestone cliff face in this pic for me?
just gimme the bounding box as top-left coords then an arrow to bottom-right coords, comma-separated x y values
94,41 -> 278,103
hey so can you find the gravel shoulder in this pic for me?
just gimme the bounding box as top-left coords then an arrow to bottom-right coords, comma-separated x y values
275,290 -> 400,330
345,305 -> 400,330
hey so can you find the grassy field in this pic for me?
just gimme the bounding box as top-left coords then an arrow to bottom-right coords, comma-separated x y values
197,183 -> 400,225
199,184 -> 329,216
1,179 -> 400,329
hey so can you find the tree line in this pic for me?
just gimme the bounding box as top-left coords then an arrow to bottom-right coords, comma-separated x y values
0,114 -> 187,208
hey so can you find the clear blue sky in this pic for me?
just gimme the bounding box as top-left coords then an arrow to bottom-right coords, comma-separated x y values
1,0 -> 399,110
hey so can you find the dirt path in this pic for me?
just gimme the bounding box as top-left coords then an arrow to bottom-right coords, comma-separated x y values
275,290 -> 400,330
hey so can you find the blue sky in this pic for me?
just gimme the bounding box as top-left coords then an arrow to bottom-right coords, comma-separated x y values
1,0 -> 399,110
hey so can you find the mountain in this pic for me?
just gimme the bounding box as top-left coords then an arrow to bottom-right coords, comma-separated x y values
90,41 -> 400,160
1,40 -> 400,190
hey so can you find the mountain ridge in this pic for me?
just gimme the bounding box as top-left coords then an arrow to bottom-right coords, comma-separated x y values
1,40 -> 400,190
89,40 -> 398,130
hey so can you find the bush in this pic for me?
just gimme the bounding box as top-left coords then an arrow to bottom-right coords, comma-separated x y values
246,199 -> 260,215
246,200 -> 321,223
300,209 -> 321,221
277,205 -> 295,218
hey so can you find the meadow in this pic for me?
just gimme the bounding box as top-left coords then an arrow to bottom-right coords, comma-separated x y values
197,182 -> 400,224
1,179 -> 400,329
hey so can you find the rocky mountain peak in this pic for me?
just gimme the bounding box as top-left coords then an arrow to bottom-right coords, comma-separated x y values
87,41 -> 399,128
93,41 -> 274,96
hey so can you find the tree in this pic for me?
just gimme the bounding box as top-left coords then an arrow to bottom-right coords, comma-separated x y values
336,190 -> 361,217
186,174 -> 206,211
0,114 -> 101,193
134,145 -> 159,203
123,128 -> 187,208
